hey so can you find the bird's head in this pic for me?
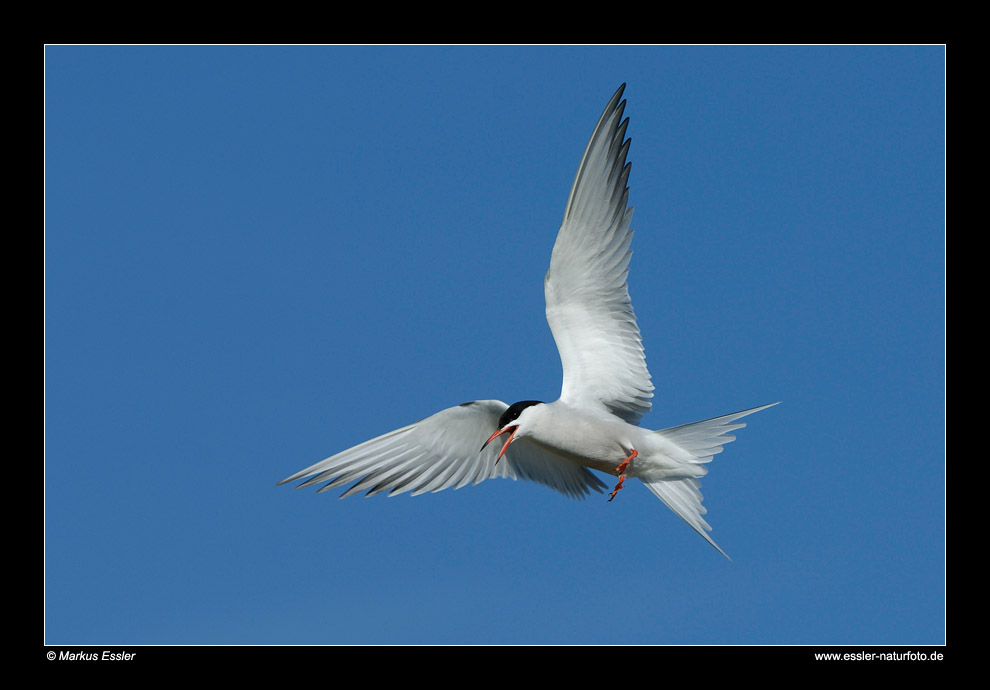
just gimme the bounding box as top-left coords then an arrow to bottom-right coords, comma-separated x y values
480,400 -> 544,461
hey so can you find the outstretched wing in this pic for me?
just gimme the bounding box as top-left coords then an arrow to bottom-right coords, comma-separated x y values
544,84 -> 653,425
278,400 -> 606,499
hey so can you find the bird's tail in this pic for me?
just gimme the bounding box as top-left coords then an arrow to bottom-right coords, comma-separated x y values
640,402 -> 779,559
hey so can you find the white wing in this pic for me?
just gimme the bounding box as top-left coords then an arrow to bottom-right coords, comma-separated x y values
278,400 -> 606,499
545,83 -> 653,425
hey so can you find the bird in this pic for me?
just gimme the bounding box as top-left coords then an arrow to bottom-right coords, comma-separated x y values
278,84 -> 777,559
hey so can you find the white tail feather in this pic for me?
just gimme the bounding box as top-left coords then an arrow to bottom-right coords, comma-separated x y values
642,402 -> 779,559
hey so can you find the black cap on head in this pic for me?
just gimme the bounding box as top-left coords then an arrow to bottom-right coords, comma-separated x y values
497,400 -> 543,429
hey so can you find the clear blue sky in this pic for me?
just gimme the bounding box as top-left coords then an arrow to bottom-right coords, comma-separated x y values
45,45 -> 945,645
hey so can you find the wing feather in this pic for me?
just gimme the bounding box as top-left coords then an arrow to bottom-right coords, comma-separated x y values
278,400 -> 605,499
545,84 -> 653,425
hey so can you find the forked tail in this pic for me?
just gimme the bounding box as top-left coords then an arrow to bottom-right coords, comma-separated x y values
642,402 -> 779,559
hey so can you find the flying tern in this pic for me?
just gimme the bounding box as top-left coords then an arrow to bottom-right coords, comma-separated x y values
279,84 -> 777,558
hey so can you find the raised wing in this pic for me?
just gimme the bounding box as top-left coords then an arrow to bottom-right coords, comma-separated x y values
544,84 -> 653,425
278,400 -> 606,499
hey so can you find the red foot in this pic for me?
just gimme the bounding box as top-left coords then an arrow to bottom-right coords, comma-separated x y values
607,476 -> 626,502
607,449 -> 638,502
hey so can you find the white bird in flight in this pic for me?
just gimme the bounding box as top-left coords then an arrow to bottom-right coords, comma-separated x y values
279,84 -> 777,558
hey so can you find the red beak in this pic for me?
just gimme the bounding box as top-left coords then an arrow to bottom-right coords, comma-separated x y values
481,426 -> 518,462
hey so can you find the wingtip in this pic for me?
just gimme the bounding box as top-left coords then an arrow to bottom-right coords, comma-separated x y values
606,83 -> 627,114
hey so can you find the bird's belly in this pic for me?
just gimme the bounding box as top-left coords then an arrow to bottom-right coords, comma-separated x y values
524,410 -> 693,478
527,425 -> 635,476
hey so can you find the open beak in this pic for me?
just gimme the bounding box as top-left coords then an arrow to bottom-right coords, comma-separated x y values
480,426 -> 518,462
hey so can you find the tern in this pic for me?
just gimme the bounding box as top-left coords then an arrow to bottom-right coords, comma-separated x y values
279,84 -> 777,558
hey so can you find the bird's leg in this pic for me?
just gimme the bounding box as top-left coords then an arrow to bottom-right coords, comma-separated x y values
608,449 -> 638,502
615,448 -> 637,476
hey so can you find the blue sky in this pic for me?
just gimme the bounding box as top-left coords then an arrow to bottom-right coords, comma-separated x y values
44,45 -> 945,645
